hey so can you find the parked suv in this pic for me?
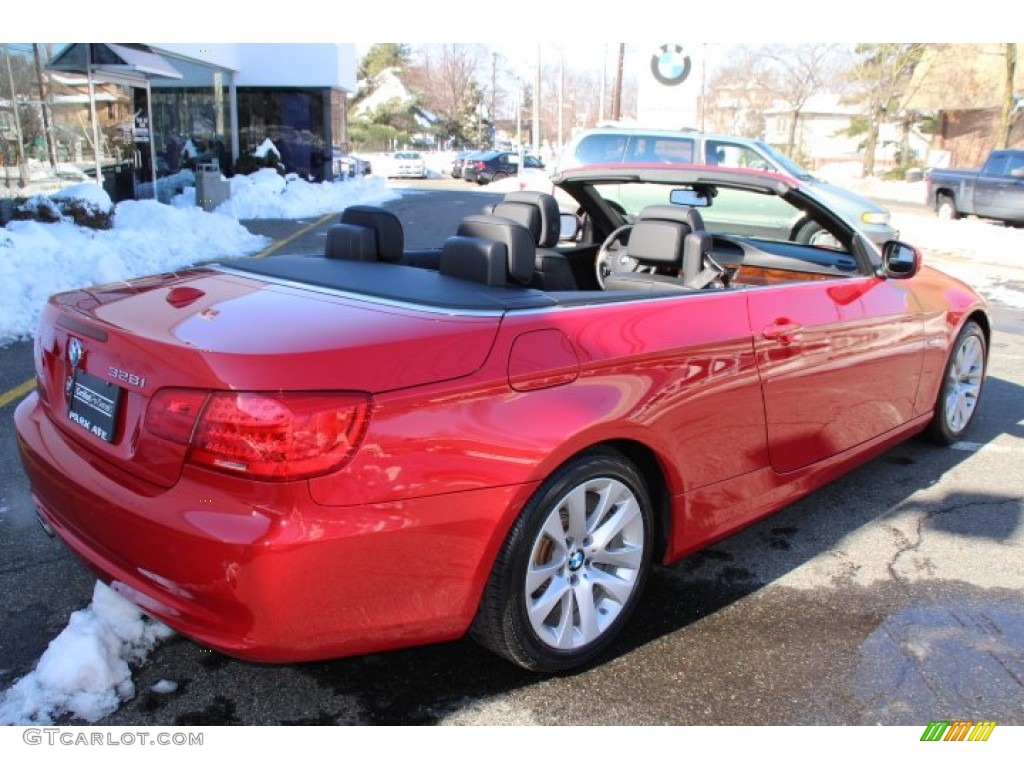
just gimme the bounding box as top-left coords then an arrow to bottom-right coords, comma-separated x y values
555,127 -> 897,246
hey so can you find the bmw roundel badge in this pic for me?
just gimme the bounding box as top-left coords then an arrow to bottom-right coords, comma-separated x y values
68,337 -> 84,368
651,44 -> 692,86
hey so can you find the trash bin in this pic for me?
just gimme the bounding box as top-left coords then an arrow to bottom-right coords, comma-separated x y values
195,160 -> 231,213
101,163 -> 137,202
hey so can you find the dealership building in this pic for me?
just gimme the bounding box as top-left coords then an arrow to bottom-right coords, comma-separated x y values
1,43 -> 358,200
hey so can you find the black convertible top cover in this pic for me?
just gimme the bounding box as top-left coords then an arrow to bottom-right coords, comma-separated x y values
217,255 -> 559,311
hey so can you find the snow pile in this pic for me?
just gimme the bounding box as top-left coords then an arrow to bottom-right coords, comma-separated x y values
50,182 -> 115,213
200,168 -> 399,219
0,199 -> 269,344
817,164 -> 928,204
893,212 -> 1024,309
0,173 -> 401,345
0,581 -> 174,725
253,138 -> 280,159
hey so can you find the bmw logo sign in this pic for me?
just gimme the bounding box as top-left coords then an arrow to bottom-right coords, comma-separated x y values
68,337 -> 84,368
651,44 -> 692,86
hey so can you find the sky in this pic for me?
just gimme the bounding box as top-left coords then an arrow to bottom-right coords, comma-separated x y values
1,154 -> 1024,725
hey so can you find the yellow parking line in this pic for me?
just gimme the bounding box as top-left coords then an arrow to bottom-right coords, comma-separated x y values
251,212 -> 337,259
0,377 -> 36,408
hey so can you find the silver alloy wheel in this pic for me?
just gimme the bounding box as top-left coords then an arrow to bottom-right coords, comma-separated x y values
524,476 -> 646,650
944,332 -> 984,433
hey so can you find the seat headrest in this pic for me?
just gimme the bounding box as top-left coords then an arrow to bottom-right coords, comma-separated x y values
341,205 -> 404,262
439,236 -> 508,286
324,223 -> 377,261
638,204 -> 705,232
502,191 -> 561,247
492,201 -> 543,245
456,214 -> 536,285
627,219 -> 687,267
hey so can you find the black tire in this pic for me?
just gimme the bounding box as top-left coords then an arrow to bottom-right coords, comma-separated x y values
471,449 -> 654,672
936,194 -> 960,221
927,321 -> 986,445
794,220 -> 823,244
492,172 -> 507,182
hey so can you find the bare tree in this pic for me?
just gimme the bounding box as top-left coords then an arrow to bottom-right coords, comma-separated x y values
755,44 -> 843,156
997,43 -> 1019,149
844,44 -> 924,176
703,46 -> 774,138
409,44 -> 487,145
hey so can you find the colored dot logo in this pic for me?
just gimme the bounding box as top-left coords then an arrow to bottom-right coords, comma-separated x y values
651,44 -> 692,87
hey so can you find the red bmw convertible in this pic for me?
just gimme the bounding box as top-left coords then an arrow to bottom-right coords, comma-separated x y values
15,165 -> 989,672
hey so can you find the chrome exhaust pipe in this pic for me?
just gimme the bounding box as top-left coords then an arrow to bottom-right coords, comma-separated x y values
35,507 -> 55,538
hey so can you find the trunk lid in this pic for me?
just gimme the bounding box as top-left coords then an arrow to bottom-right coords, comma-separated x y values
35,268 -> 502,488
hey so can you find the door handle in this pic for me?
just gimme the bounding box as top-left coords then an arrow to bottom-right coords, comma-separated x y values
762,322 -> 804,344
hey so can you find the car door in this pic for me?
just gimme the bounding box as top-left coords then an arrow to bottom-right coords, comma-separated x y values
747,274 -> 924,473
701,185 -> 801,240
974,151 -> 1024,221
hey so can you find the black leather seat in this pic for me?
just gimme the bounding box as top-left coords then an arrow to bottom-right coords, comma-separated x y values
324,205 -> 405,262
455,214 -> 536,286
637,204 -> 720,289
324,223 -> 378,261
602,217 -> 697,293
491,191 -> 577,290
439,236 -> 511,286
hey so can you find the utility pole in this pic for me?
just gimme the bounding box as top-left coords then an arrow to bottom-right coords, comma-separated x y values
558,49 -> 564,150
599,44 -> 607,124
532,45 -> 541,152
33,44 -> 57,168
490,52 -> 497,137
611,43 -> 625,122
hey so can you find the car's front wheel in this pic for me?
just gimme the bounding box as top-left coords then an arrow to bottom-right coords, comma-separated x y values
927,320 -> 986,444
471,449 -> 654,672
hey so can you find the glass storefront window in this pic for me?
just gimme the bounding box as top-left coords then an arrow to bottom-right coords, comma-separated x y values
237,88 -> 331,180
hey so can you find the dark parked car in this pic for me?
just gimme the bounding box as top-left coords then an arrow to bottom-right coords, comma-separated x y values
450,150 -> 475,179
464,150 -> 545,185
926,149 -> 1024,225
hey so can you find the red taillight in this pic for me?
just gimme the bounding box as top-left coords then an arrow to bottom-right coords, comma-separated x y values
472,161 -> 485,170
147,389 -> 209,443
145,390 -> 370,481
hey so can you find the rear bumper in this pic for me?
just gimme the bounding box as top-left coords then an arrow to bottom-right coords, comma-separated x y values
15,392 -> 527,662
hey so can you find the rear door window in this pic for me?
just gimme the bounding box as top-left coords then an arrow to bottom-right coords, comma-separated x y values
574,134 -> 628,164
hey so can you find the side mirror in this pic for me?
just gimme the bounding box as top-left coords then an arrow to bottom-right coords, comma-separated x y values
559,212 -> 583,242
881,240 -> 921,279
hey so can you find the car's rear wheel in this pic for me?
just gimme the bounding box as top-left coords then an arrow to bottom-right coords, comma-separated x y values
936,194 -> 960,221
492,172 -> 507,182
927,320 -> 986,444
471,449 -> 654,672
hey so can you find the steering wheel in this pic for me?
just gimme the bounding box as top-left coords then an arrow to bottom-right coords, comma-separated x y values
595,224 -> 638,288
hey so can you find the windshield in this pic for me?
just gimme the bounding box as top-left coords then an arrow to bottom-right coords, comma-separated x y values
752,141 -> 814,179
589,178 -> 851,254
